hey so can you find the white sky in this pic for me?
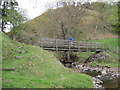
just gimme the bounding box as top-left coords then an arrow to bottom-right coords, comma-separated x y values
17,0 -> 60,19
17,0 -> 119,19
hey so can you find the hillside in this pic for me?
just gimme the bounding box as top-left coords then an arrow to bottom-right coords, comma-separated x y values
1,32 -> 93,88
8,3 -> 118,45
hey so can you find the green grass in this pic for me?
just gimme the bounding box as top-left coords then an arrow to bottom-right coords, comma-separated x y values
93,38 -> 118,47
90,61 -> 119,67
77,52 -> 94,60
90,38 -> 119,67
93,38 -> 118,53
1,32 -> 93,88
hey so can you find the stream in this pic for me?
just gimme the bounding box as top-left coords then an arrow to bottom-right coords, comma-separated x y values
102,78 -> 119,88
63,63 -> 120,88
84,70 -> 120,88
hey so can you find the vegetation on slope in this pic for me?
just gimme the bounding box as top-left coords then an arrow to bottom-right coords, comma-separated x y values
90,38 -> 119,67
90,52 -> 119,67
2,32 -> 93,88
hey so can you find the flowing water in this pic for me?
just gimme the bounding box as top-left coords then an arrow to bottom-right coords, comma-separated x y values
102,78 -> 120,88
63,63 -> 119,88
83,70 -> 101,77
84,70 -> 119,88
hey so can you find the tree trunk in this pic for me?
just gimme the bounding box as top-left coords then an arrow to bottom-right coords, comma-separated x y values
1,19 -> 5,32
1,2 -> 6,33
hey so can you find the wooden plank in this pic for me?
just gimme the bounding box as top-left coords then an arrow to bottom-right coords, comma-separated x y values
43,48 -> 102,52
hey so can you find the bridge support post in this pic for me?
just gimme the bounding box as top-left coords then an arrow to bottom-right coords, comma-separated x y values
67,51 -> 70,60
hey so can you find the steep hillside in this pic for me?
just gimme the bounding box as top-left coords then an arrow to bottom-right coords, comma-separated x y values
1,32 -> 93,88
8,3 -> 118,45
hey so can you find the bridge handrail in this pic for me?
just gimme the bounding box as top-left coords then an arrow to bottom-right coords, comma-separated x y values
40,38 -> 105,51
41,38 -> 102,44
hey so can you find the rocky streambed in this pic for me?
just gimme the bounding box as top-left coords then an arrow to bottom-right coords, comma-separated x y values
64,63 -> 120,88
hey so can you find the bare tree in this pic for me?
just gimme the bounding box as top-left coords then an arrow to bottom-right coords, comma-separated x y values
46,0 -> 91,40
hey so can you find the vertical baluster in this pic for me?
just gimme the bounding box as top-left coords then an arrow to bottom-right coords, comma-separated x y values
78,41 -> 80,52
95,42 -> 97,49
69,40 -> 71,51
86,42 -> 88,51
93,42 -> 95,51
56,39 -> 58,51
40,39 -> 43,48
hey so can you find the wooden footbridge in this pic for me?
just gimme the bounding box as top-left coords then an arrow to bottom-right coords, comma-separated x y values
39,38 -> 106,52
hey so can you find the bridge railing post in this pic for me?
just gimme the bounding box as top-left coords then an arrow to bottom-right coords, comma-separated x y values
95,42 -> 97,49
86,42 -> 88,51
102,42 -> 105,49
93,42 -> 96,51
68,40 -> 71,51
67,40 -> 71,60
40,39 -> 43,48
77,41 -> 80,52
55,39 -> 58,51
97,43 -> 100,48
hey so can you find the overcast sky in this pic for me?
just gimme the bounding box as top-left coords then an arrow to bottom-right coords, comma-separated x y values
17,0 -> 60,19
16,0 -> 120,19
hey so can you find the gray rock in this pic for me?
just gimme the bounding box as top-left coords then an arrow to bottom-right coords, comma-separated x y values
17,50 -> 28,54
15,56 -> 23,59
96,79 -> 103,84
101,70 -> 107,75
17,46 -> 23,49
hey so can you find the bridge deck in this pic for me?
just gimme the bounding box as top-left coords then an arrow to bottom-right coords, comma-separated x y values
39,38 -> 106,52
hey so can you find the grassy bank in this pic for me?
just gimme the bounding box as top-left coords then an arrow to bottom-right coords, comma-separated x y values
90,38 -> 119,67
1,32 -> 93,88
92,38 -> 118,47
91,61 -> 119,67
77,51 -> 119,67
